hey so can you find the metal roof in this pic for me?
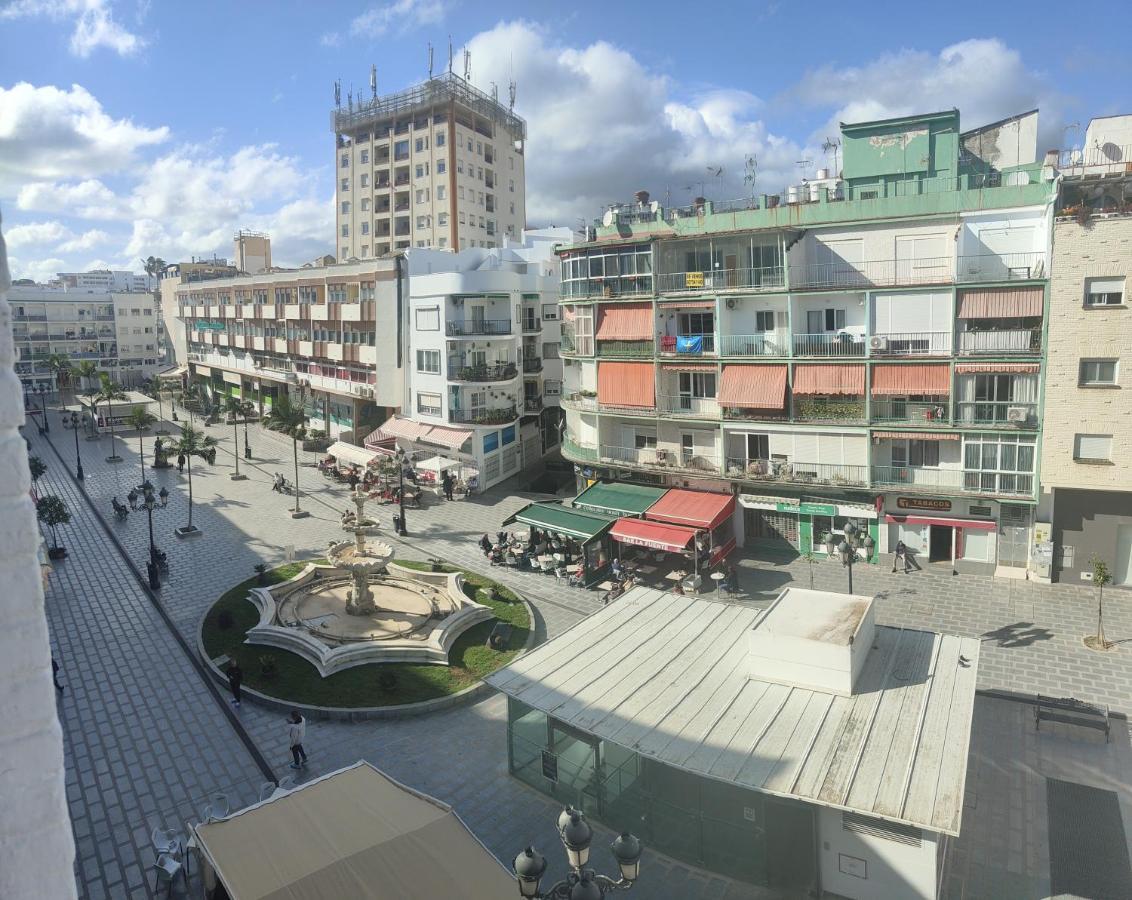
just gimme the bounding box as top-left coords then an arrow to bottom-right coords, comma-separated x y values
508,503 -> 616,541
571,481 -> 666,517
487,587 -> 980,836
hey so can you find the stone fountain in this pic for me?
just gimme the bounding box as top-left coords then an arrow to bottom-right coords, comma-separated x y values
329,488 -> 394,615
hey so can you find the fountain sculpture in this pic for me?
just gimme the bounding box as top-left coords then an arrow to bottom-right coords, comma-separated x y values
329,488 -> 394,615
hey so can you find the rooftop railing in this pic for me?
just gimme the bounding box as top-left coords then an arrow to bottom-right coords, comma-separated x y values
956,252 -> 1046,282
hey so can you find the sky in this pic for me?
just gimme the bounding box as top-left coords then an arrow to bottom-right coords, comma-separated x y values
1,0 -> 1128,283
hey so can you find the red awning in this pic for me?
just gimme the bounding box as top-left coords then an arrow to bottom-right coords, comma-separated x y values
871,364 -> 951,396
610,517 -> 697,552
885,514 -> 996,530
368,416 -> 424,442
598,361 -> 655,408
717,365 -> 788,407
957,287 -> 1043,319
792,364 -> 866,396
645,489 -> 736,531
954,362 -> 1040,374
595,303 -> 653,341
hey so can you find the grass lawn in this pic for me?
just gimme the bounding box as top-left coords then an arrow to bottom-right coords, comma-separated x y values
200,559 -> 530,708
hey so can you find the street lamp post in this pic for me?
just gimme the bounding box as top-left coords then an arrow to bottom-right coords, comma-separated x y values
69,412 -> 84,480
833,520 -> 874,594
141,483 -> 169,589
39,385 -> 51,434
513,807 -> 642,899
395,448 -> 408,536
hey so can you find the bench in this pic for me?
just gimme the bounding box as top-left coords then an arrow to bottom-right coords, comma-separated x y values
1035,695 -> 1110,742
486,622 -> 513,651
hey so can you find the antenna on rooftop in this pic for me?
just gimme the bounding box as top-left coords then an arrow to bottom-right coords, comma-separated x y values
821,138 -> 841,175
744,155 -> 758,199
508,79 -> 516,111
370,64 -> 377,100
334,79 -> 341,108
707,166 -> 724,197
463,47 -> 471,81
347,86 -> 353,111
796,157 -> 813,180
491,81 -> 498,104
448,37 -> 453,75
428,43 -> 434,79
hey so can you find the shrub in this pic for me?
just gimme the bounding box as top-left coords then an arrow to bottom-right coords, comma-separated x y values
258,654 -> 277,678
377,670 -> 398,692
216,610 -> 234,631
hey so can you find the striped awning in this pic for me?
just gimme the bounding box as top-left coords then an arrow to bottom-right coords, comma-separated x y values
598,361 -> 655,408
792,364 -> 865,396
873,431 -> 960,441
717,365 -> 788,407
957,287 -> 1043,319
421,425 -> 473,451
368,416 -> 425,442
658,299 -> 716,308
595,303 -> 653,341
871,364 -> 951,396
661,363 -> 717,372
954,362 -> 1040,374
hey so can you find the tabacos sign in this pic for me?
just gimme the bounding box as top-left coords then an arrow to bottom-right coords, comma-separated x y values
896,497 -> 951,512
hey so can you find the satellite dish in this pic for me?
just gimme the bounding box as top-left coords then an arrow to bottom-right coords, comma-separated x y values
1101,142 -> 1123,162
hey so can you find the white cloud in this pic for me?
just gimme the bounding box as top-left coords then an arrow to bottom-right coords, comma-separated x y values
58,228 -> 111,252
0,0 -> 145,57
5,220 -> 71,247
319,31 -> 340,47
16,178 -> 119,217
8,254 -> 67,283
0,83 -> 168,195
350,0 -> 445,38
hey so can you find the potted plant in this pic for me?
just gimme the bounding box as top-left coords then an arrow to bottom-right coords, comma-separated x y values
254,563 -> 269,585
28,454 -> 46,499
37,495 -> 71,560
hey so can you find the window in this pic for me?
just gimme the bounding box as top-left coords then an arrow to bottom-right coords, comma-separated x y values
341,177 -> 349,191
416,349 -> 440,373
483,430 -> 499,453
415,307 -> 440,331
341,154 -> 349,168
435,131 -> 445,147
476,166 -> 483,180
1085,276 -> 1125,307
1074,433 -> 1112,462
963,434 -> 1036,495
341,245 -> 349,258
438,237 -> 447,248
457,159 -> 464,174
394,140 -> 409,160
459,187 -> 465,200
502,425 -> 516,445
416,216 -> 429,229
415,137 -> 427,152
510,201 -> 515,215
360,173 -> 369,188
438,212 -> 448,226
459,212 -> 466,225
467,137 -> 473,151
509,178 -> 515,192
360,245 -> 368,256
360,198 -> 370,211
360,149 -> 369,164
478,191 -> 484,205
436,185 -> 446,200
436,160 -> 446,174
361,222 -> 369,235
341,224 -> 349,237
806,308 -> 845,332
341,200 -> 350,214
634,432 -> 657,450
475,141 -> 482,156
416,391 -> 441,415
755,310 -> 776,332
891,439 -> 940,468
416,189 -> 428,204
1079,359 -> 1118,385
678,371 -> 716,398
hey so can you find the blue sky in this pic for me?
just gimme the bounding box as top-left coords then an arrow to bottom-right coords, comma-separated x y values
1,0 -> 1128,281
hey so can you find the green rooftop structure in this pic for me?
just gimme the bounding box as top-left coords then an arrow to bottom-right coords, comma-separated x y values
507,502 -> 616,540
571,481 -> 666,517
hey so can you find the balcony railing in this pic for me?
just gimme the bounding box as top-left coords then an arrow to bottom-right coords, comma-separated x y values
721,406 -> 789,421
522,357 -> 543,373
596,340 -> 654,358
560,278 -> 654,300
448,406 -> 517,425
599,444 -> 722,475
957,328 -> 1041,354
788,258 -> 953,290
521,317 -> 541,333
523,397 -> 543,413
956,252 -> 1046,282
658,394 -> 721,419
562,437 -> 598,462
871,399 -> 950,424
659,334 -> 715,354
725,458 -> 869,488
871,465 -> 1034,497
562,392 -> 655,415
445,319 -> 512,336
954,402 -> 1039,428
719,333 -> 788,357
869,331 -> 951,356
447,362 -> 517,382
792,333 -> 866,357
794,397 -> 866,423
656,267 -> 786,294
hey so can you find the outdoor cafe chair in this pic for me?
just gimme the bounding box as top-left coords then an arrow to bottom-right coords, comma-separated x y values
152,852 -> 184,898
201,793 -> 229,822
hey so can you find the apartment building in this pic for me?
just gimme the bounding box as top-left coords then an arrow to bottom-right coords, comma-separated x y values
55,269 -> 153,292
1040,115 -> 1132,587
12,285 -> 164,392
373,228 -> 569,491
177,260 -> 405,441
560,108 -> 1056,577
333,72 -> 526,259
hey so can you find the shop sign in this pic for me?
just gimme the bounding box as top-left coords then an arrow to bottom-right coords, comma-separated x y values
896,497 -> 951,512
799,502 -> 837,516
775,502 -> 800,513
195,320 -> 226,331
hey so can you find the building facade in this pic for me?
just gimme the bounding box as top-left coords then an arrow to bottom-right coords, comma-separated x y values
1040,115 -> 1132,586
559,109 -> 1056,577
333,72 -> 526,259
55,269 -> 153,292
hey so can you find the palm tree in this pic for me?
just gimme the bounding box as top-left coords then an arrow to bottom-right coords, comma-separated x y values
223,395 -> 247,479
173,425 -> 217,534
74,360 -> 100,393
265,394 -> 308,517
141,256 -> 167,282
97,374 -> 128,462
44,353 -> 72,413
125,407 -> 157,483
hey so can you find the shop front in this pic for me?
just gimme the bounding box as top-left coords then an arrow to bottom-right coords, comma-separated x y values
506,502 -> 616,585
880,493 -> 1014,575
738,494 -> 878,557
642,488 -> 737,564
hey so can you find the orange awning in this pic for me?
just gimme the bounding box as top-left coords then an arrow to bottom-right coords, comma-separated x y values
421,425 -> 473,450
598,361 -> 655,408
595,303 -> 653,341
957,287 -> 1043,318
954,362 -> 1040,374
871,364 -> 951,396
369,416 -> 425,441
661,363 -> 717,372
717,365 -> 788,407
873,431 -> 959,441
610,517 -> 696,552
646,489 -> 736,530
792,364 -> 865,396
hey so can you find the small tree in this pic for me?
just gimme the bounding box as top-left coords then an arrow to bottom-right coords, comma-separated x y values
28,454 -> 46,500
97,374 -> 128,461
126,408 -> 158,482
800,551 -> 818,589
174,425 -> 218,532
223,395 -> 245,477
37,495 -> 71,556
265,394 -> 308,516
1089,555 -> 1114,651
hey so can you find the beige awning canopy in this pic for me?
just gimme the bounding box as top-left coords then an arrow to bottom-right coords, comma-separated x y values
192,762 -> 516,900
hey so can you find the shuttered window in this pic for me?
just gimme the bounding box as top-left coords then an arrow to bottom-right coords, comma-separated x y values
1074,434 -> 1112,461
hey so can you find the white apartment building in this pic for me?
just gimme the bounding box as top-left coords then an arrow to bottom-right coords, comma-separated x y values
12,285 -> 164,392
56,269 -> 153,292
333,72 -> 526,259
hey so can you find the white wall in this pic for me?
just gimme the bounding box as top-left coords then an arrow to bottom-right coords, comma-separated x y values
957,208 -> 1047,259
792,292 -> 867,336
791,221 -> 954,269
817,807 -> 940,900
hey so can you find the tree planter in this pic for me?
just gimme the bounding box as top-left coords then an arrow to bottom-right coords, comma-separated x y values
301,438 -> 331,452
230,473 -> 248,481
106,455 -> 123,463
176,525 -> 202,538
290,509 -> 311,519
47,547 -> 67,560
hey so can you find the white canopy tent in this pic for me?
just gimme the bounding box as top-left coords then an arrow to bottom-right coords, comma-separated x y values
413,454 -> 463,475
326,441 -> 379,468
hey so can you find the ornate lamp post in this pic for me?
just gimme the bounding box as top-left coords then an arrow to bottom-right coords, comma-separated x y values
141,483 -> 169,589
513,807 -> 642,899
30,384 -> 51,434
835,520 -> 874,594
395,447 -> 408,536
69,411 -> 84,480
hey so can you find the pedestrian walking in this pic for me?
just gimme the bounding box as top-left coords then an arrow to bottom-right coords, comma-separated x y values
226,660 -> 243,707
52,657 -> 64,693
287,710 -> 308,769
177,453 -> 185,473
441,471 -> 454,501
892,541 -> 911,574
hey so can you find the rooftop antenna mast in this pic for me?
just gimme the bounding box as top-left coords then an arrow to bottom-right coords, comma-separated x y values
334,79 -> 341,108
707,166 -> 724,198
744,155 -> 758,199
427,43 -> 434,79
490,81 -> 498,104
370,64 -> 377,100
821,138 -> 841,175
447,37 -> 453,75
347,85 -> 353,112
508,79 -> 516,111
463,47 -> 471,81
796,157 -> 813,180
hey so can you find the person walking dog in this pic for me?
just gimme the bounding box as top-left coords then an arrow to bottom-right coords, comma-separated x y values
287,710 -> 308,769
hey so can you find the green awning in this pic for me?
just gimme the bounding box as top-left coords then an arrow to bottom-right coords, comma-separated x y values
509,503 -> 617,541
571,482 -> 667,517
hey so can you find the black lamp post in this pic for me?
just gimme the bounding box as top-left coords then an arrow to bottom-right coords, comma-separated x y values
513,807 -> 642,899
69,412 -> 84,480
395,448 -> 409,536
39,385 -> 51,434
835,520 -> 874,594
141,483 -> 169,589
243,406 -> 252,459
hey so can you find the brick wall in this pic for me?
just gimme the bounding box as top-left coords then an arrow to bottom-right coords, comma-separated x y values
0,215 -> 77,899
1042,214 -> 1132,490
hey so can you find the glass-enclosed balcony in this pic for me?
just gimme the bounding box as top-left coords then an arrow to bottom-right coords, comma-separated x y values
871,465 -> 1034,497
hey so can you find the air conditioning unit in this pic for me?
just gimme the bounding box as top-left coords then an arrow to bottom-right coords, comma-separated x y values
869,336 -> 889,351
1006,406 -> 1029,423
725,298 -> 738,310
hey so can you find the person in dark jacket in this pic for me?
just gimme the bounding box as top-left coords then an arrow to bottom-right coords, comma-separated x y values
441,470 -> 454,501
226,661 -> 243,707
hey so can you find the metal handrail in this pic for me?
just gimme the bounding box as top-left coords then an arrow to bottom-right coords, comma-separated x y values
725,457 -> 868,487
445,319 -> 512,336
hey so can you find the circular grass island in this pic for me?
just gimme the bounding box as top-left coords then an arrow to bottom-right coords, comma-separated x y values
201,559 -> 530,709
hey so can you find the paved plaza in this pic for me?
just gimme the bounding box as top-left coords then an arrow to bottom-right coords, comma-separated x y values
25,404 -> 1132,898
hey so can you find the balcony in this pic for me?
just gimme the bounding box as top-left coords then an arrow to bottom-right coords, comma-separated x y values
658,394 -> 721,420
794,397 -> 866,424
15,313 -> 48,321
871,465 -> 1035,498
719,334 -> 788,357
598,444 -> 722,476
561,392 -> 655,416
445,318 -> 512,336
560,278 -> 654,301
310,305 -> 330,321
725,457 -> 869,488
788,258 -> 952,290
871,399 -> 950,424
521,317 -> 541,334
448,406 -> 517,425
656,267 -> 785,294
869,331 -> 951,356
793,333 -> 866,357
957,328 -> 1041,355
447,362 -> 518,382
523,397 -> 544,413
562,437 -> 599,463
956,252 -> 1046,283
659,334 -> 715,355
721,406 -> 789,422
522,357 -> 543,374
596,340 -> 654,358
954,401 -> 1039,428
